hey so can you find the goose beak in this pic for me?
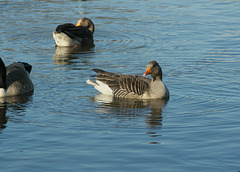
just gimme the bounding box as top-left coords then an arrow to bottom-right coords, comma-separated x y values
143,67 -> 151,77
76,23 -> 81,26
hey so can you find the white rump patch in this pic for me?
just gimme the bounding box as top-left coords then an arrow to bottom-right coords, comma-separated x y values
86,79 -> 113,95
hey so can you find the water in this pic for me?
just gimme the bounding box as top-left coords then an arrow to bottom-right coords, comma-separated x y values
0,0 -> 240,171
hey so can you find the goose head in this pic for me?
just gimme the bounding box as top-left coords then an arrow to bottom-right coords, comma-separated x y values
76,17 -> 95,34
143,61 -> 163,81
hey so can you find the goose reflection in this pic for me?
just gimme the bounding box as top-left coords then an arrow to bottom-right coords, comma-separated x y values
0,92 -> 33,131
0,104 -> 7,130
52,46 -> 94,65
93,94 -> 168,127
0,91 -> 33,104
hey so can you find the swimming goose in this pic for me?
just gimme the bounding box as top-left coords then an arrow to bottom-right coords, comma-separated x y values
53,17 -> 95,47
86,61 -> 169,99
0,58 -> 34,97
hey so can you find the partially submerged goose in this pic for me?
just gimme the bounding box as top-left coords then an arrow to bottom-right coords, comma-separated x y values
53,17 -> 95,47
87,61 -> 169,99
0,58 -> 34,97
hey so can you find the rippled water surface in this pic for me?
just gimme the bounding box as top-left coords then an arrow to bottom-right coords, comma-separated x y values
0,0 -> 240,171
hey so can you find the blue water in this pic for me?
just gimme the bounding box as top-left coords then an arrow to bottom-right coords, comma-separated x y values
0,0 -> 240,171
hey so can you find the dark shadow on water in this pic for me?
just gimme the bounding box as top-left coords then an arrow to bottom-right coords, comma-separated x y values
52,46 -> 95,65
92,94 -> 169,128
0,92 -> 33,132
0,104 -> 7,130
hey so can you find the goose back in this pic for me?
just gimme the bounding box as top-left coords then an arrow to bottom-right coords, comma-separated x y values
55,23 -> 93,42
5,62 -> 34,96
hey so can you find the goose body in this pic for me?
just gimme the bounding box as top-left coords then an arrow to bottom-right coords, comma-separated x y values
87,61 -> 169,99
0,58 -> 34,97
53,17 -> 94,47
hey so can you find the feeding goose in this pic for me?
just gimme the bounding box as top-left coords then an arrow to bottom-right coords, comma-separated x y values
0,58 -> 34,97
86,61 -> 169,99
53,17 -> 95,47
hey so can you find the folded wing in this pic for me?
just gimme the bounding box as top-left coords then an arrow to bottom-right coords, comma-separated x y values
55,23 -> 93,42
93,69 -> 150,98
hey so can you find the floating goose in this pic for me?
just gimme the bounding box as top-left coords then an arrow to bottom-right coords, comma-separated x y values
0,58 -> 34,97
53,17 -> 95,47
87,61 -> 169,99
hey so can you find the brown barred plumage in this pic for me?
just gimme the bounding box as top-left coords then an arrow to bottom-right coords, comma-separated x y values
93,69 -> 150,98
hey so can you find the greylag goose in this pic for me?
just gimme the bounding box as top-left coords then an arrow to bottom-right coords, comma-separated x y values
0,58 -> 34,97
86,61 -> 169,99
53,17 -> 94,47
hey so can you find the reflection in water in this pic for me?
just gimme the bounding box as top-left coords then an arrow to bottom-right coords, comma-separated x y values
0,92 -> 33,131
52,46 -> 94,65
93,94 -> 168,144
0,91 -> 33,104
93,94 -> 168,128
0,104 -> 7,130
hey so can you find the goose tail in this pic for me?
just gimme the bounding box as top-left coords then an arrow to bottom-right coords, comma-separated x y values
86,79 -> 113,95
86,79 -> 98,86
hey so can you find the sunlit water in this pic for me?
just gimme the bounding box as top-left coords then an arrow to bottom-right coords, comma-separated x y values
0,0 -> 240,171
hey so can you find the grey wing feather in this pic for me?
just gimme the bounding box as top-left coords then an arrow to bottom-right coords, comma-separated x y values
119,76 -> 149,95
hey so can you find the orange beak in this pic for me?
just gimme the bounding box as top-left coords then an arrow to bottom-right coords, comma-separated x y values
76,23 -> 81,26
143,67 -> 151,77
